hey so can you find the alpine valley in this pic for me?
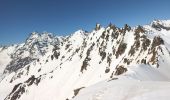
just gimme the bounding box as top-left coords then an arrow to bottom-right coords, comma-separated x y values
1,20 -> 170,100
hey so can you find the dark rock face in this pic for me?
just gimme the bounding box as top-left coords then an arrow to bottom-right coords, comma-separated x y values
5,57 -> 35,73
51,55 -> 54,60
116,42 -> 127,58
142,37 -> 151,51
112,31 -> 119,39
53,45 -> 60,59
135,26 -> 145,34
25,75 -> 41,86
128,37 -> 141,56
105,68 -> 110,73
81,58 -> 90,72
107,54 -> 112,66
95,24 -> 101,31
5,75 -> 42,100
128,46 -> 135,56
149,48 -> 158,65
141,59 -> 146,64
152,22 -> 170,31
124,58 -> 131,65
80,43 -> 94,72
101,31 -> 106,39
5,83 -> 26,100
73,87 -> 85,97
109,23 -> 117,31
115,65 -> 127,75
151,36 -> 164,50
100,51 -> 106,61
53,51 -> 60,59
123,24 -> 131,32
65,44 -> 71,50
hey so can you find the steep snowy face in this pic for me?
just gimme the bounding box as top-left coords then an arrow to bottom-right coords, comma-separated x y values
1,32 -> 61,74
20,32 -> 59,58
0,45 -> 18,77
151,20 -> 170,31
0,20 -> 170,100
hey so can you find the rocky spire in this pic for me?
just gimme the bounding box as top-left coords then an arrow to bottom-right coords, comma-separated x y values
95,23 -> 101,31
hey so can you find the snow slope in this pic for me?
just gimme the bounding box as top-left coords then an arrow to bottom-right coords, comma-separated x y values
73,63 -> 170,100
0,20 -> 170,100
73,80 -> 170,100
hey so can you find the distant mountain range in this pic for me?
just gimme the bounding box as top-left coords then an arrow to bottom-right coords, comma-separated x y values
0,20 -> 170,100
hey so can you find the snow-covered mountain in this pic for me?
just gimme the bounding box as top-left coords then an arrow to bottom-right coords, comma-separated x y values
0,20 -> 170,100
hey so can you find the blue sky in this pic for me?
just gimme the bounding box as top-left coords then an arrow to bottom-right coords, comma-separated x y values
0,0 -> 170,45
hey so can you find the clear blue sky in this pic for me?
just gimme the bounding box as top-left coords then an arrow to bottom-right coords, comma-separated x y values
0,0 -> 170,45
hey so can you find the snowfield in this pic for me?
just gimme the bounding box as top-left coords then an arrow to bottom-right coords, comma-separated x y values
73,80 -> 170,100
0,20 -> 170,100
74,64 -> 170,100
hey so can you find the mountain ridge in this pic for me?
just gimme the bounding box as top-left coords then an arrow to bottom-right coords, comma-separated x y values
0,19 -> 170,100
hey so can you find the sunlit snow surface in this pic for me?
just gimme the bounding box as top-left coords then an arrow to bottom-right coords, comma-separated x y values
0,20 -> 170,100
73,80 -> 170,100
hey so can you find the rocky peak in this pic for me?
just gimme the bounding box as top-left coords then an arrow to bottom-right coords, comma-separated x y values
108,23 -> 117,31
151,20 -> 170,31
95,23 -> 101,31
4,32 -> 60,74
25,32 -> 57,45
72,30 -> 88,37
135,25 -> 145,34
1,19 -> 170,100
26,32 -> 39,41
124,24 -> 131,32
